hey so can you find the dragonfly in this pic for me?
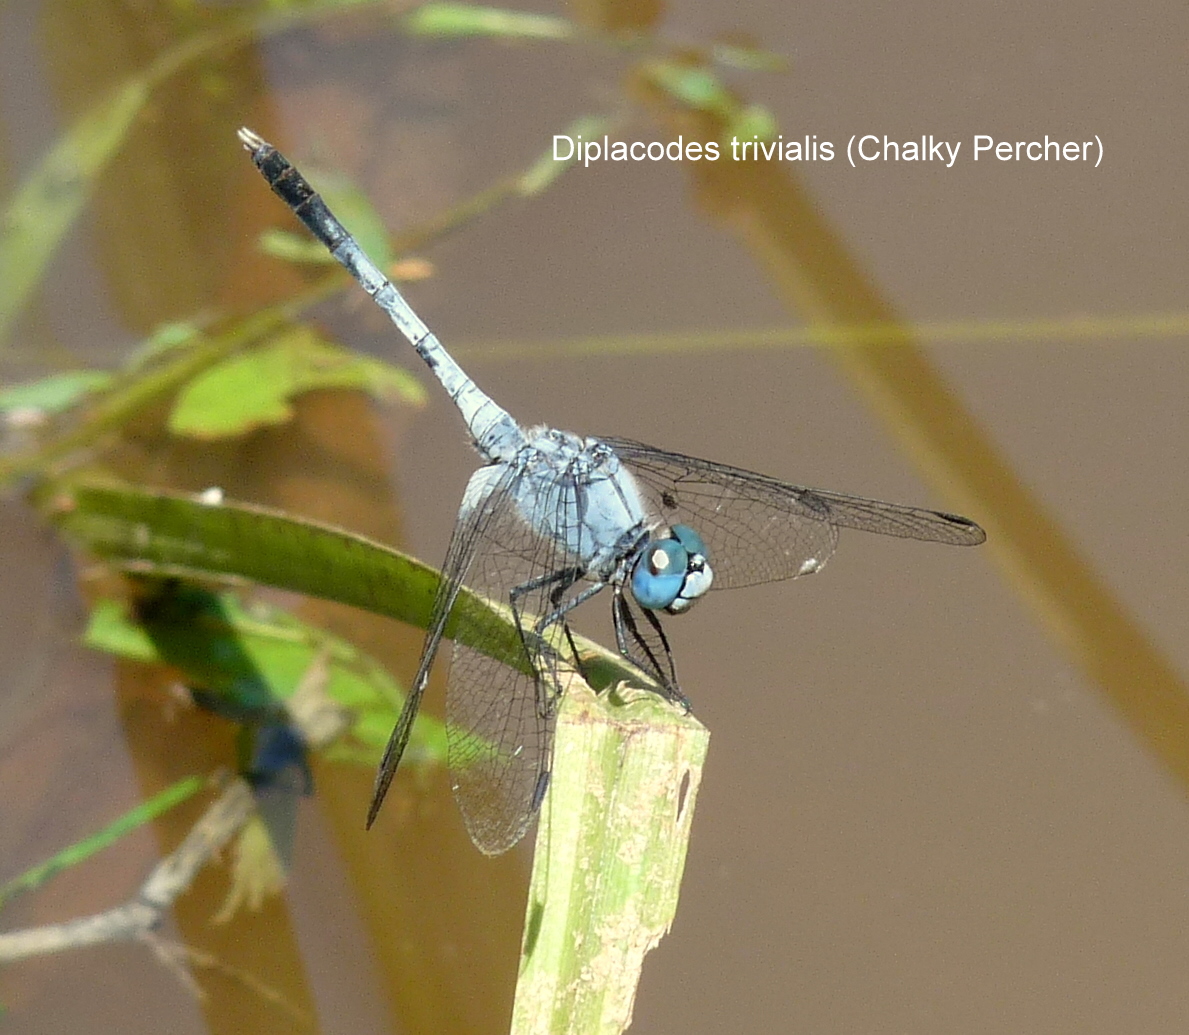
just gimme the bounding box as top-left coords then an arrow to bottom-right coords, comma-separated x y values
239,127 -> 986,855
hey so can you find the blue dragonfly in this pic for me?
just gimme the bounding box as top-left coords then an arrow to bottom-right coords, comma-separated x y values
239,128 -> 986,855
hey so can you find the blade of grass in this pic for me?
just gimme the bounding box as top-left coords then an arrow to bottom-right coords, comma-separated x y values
1,76 -> 149,344
403,2 -> 577,40
450,311 -> 1189,363
0,774 -> 205,911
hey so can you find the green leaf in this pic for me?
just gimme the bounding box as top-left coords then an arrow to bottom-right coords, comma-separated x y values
168,325 -> 426,438
257,228 -> 338,266
0,775 -> 205,910
710,41 -> 788,74
404,2 -> 575,40
645,62 -> 734,115
84,586 -> 445,765
42,478 -> 639,693
124,320 -> 207,369
644,61 -> 780,145
0,370 -> 115,417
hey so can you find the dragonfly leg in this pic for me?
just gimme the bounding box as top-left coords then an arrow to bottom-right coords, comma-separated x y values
638,605 -> 691,710
544,573 -> 599,690
510,568 -> 608,717
539,579 -> 610,706
611,586 -> 690,709
509,565 -> 583,667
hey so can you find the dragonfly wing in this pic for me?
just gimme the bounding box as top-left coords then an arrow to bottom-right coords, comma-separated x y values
602,437 -> 984,590
367,463 -> 519,828
446,462 -> 590,855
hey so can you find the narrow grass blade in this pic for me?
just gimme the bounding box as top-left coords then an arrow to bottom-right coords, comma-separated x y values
0,775 -> 205,910
0,81 -> 148,344
518,115 -> 615,197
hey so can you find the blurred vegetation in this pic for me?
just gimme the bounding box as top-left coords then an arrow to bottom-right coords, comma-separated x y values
0,3 -> 785,1031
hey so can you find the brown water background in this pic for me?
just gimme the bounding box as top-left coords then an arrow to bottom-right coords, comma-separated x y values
1,0 -> 1188,1032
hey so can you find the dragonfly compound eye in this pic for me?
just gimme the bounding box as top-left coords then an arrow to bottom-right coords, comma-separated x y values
631,526 -> 715,612
631,538 -> 689,610
665,524 -> 713,614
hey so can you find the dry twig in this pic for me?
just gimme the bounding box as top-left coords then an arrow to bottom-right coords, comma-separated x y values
0,778 -> 254,964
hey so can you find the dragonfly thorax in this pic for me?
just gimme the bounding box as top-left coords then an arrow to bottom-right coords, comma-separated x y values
630,524 -> 714,614
510,428 -> 652,577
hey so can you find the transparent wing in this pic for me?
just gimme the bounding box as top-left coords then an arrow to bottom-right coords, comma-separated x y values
601,437 -> 985,590
446,463 -> 592,855
367,463 -> 519,830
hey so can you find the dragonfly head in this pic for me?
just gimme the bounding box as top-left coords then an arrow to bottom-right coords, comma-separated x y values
631,525 -> 714,614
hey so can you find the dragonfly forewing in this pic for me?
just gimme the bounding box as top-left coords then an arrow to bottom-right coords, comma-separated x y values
603,437 -> 984,589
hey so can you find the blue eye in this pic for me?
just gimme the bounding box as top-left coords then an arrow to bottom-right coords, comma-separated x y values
631,539 -> 688,609
671,524 -> 707,560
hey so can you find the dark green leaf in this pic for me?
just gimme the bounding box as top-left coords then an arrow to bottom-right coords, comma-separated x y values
42,478 -> 637,692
